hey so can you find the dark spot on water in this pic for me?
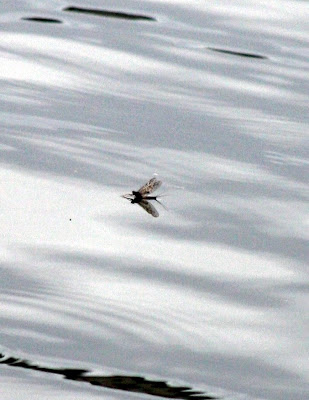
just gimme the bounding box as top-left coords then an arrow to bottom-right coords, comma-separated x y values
21,17 -> 63,24
208,47 -> 267,59
63,6 -> 156,22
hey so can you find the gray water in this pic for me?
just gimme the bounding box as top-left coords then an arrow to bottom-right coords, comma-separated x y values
0,1 -> 308,399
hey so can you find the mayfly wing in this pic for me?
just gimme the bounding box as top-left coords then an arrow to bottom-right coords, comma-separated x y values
138,200 -> 159,217
138,177 -> 162,195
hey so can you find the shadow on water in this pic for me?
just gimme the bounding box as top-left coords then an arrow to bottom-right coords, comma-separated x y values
138,205 -> 309,268
0,353 -> 217,399
29,248 -> 289,309
63,6 -> 156,22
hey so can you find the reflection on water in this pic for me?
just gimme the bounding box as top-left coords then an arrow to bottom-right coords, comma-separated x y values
21,17 -> 62,24
63,6 -> 156,22
207,48 -> 267,59
0,353 -> 217,399
136,199 -> 160,218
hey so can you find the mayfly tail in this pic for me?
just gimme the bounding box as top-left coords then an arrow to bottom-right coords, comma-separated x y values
157,184 -> 185,198
152,190 -> 171,198
154,197 -> 168,211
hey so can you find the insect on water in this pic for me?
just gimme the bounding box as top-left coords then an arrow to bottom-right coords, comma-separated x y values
122,177 -> 163,217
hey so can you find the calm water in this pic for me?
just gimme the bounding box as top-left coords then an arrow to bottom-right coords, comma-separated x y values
0,1 -> 308,399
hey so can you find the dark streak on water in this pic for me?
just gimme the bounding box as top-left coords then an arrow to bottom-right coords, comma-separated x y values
21,17 -> 63,24
0,353 -> 218,399
208,47 -> 267,59
63,6 -> 156,22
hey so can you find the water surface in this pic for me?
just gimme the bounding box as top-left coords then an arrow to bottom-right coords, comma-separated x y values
0,1 -> 308,399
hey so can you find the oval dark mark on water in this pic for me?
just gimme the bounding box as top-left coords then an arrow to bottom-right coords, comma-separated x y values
0,353 -> 218,399
208,47 -> 267,59
21,17 -> 62,23
63,6 -> 156,22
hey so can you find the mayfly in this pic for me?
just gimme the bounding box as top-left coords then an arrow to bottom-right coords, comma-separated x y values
122,177 -> 163,217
